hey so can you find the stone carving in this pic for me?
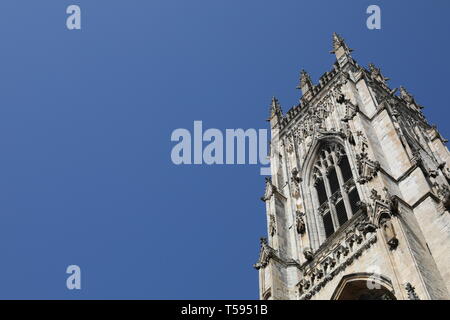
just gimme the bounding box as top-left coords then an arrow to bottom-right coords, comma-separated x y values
295,211 -> 306,235
383,187 -> 399,215
254,237 -> 274,269
428,125 -> 448,144
285,135 -> 294,154
312,267 -> 324,280
356,201 -> 370,216
258,34 -> 450,301
379,214 -> 399,250
321,256 -> 336,272
411,148 -> 423,166
427,169 -> 439,179
354,130 -> 380,184
335,244 -> 349,259
298,70 -> 315,102
368,63 -> 389,84
400,86 -> 424,113
290,92 -> 342,146
299,70 -> 313,92
399,86 -> 414,105
356,217 -> 377,235
269,96 -> 283,118
330,32 -> 353,54
269,214 -> 277,236
291,180 -> 301,199
404,283 -> 420,300
298,279 -> 311,295
298,229 -> 378,300
312,170 -> 322,186
436,184 -> 450,211
338,94 -> 358,122
341,122 -> 356,145
356,152 -> 380,184
445,167 -> 450,182
277,156 -> 285,188
370,189 -> 382,202
356,130 -> 368,153
291,167 -> 301,183
261,177 -> 277,202
346,232 -> 363,249
303,247 -> 314,261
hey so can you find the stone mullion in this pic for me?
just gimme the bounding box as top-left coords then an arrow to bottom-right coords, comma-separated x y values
323,150 -> 340,231
312,183 -> 326,247
323,170 -> 339,232
333,153 -> 353,221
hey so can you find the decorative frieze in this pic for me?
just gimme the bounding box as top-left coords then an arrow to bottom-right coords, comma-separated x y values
298,230 -> 378,299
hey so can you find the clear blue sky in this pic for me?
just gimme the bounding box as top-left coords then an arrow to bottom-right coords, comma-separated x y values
0,0 -> 448,299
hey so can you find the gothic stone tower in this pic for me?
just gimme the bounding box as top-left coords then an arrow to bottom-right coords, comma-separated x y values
255,33 -> 450,300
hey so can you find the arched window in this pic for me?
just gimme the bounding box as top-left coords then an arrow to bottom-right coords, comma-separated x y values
312,143 -> 360,240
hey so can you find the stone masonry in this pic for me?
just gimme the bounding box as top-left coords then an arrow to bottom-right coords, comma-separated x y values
255,33 -> 450,300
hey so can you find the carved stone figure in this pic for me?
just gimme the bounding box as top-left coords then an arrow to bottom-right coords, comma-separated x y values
303,247 -> 313,261
295,211 -> 306,235
369,63 -> 390,84
269,214 -> 277,236
437,184 -> 450,211
380,215 -> 398,250
256,33 -> 450,301
356,152 -> 380,184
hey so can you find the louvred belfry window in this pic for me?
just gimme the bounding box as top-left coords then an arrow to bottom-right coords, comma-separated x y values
313,143 -> 361,240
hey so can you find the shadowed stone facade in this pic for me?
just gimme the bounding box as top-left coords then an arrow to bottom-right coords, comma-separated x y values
255,33 -> 450,300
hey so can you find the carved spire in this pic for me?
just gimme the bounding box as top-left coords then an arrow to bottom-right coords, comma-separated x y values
331,32 -> 344,52
368,63 -> 390,84
253,237 -> 276,270
330,33 -> 354,67
399,86 -> 424,111
269,96 -> 282,118
399,86 -> 414,104
330,32 -> 353,54
297,69 -> 314,95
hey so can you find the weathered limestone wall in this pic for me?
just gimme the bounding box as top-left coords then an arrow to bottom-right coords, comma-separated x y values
257,34 -> 450,300
414,197 -> 450,295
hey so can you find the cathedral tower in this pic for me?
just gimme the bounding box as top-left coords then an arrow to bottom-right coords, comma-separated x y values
255,33 -> 450,300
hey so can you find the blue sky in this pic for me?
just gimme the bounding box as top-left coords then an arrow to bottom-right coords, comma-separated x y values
0,0 -> 448,299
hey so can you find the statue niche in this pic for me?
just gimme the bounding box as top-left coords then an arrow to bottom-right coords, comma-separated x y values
379,213 -> 398,250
